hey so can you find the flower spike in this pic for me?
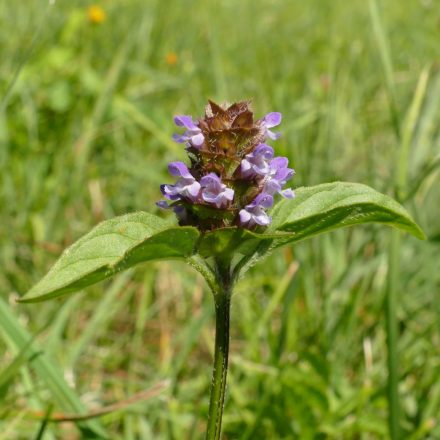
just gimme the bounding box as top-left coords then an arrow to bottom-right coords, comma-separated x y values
158,101 -> 295,230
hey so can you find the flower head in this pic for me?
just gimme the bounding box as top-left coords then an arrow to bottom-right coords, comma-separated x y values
157,101 -> 295,230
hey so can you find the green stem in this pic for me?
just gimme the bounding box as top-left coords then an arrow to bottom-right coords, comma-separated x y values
205,262 -> 232,440
386,230 -> 401,439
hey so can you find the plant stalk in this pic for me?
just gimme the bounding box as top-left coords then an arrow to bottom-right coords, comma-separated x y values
205,263 -> 232,440
386,230 -> 401,439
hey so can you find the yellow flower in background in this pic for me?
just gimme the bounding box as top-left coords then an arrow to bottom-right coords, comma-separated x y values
87,5 -> 106,24
165,52 -> 178,66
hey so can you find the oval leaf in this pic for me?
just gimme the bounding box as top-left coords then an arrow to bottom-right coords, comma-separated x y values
268,182 -> 425,245
20,212 -> 199,303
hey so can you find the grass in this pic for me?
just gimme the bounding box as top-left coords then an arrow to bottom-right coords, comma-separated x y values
1,0 -> 439,438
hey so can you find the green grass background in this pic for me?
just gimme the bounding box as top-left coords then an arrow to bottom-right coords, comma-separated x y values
1,0 -> 439,438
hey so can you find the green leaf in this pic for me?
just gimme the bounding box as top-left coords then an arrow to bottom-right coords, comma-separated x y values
20,212 -> 199,303
199,182 -> 424,261
268,182 -> 425,244
20,184 -> 424,303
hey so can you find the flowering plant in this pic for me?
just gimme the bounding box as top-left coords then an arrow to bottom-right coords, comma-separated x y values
20,101 -> 424,439
157,101 -> 294,230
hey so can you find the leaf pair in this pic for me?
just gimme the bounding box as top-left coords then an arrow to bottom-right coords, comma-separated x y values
20,182 -> 425,303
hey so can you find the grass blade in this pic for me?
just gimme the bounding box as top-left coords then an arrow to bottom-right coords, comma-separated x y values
0,297 -> 108,438
368,0 -> 400,138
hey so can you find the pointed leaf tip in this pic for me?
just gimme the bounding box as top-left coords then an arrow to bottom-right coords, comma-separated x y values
268,182 -> 425,244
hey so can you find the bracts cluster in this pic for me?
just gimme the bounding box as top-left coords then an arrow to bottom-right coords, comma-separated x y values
157,101 -> 295,231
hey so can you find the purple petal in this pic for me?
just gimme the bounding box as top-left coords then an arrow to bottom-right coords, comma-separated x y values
239,209 -> 252,224
241,159 -> 252,175
275,167 -> 294,182
161,184 -> 181,200
200,173 -> 221,187
224,188 -> 234,200
203,194 -> 221,206
253,193 -> 274,209
263,112 -> 282,128
270,156 -> 289,170
253,211 -> 271,226
168,161 -> 193,179
280,188 -> 295,199
254,143 -> 275,159
172,133 -> 188,143
200,173 -> 234,208
186,180 -> 202,198
191,132 -> 205,147
203,192 -> 233,208
266,130 -> 281,140
156,200 -> 170,209
174,115 -> 198,130
264,179 -> 282,195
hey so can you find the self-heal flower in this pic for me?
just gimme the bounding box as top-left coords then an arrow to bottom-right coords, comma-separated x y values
239,193 -> 274,227
158,102 -> 295,230
160,161 -> 201,202
263,157 -> 295,199
201,173 -> 234,208
172,115 -> 205,148
240,145 -> 295,200
240,144 -> 274,178
261,112 -> 282,140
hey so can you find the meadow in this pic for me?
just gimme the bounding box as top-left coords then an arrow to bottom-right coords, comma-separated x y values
0,0 -> 439,438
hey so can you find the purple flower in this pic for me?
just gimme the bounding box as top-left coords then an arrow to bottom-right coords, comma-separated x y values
263,157 -> 295,199
241,146 -> 295,199
261,112 -> 282,140
172,115 -> 205,148
200,173 -> 234,208
240,144 -> 274,178
239,193 -> 274,227
160,161 -> 201,202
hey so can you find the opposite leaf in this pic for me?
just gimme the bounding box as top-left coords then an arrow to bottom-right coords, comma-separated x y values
20,212 -> 199,303
268,182 -> 425,245
21,183 -> 424,303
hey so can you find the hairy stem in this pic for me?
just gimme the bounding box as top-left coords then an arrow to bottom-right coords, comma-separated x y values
205,261 -> 232,440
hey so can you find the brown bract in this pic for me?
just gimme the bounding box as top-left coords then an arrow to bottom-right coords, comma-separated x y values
182,101 -> 267,230
189,101 -> 265,179
197,101 -> 264,159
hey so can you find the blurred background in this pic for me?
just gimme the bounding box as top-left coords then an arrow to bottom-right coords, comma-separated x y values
0,0 -> 439,438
